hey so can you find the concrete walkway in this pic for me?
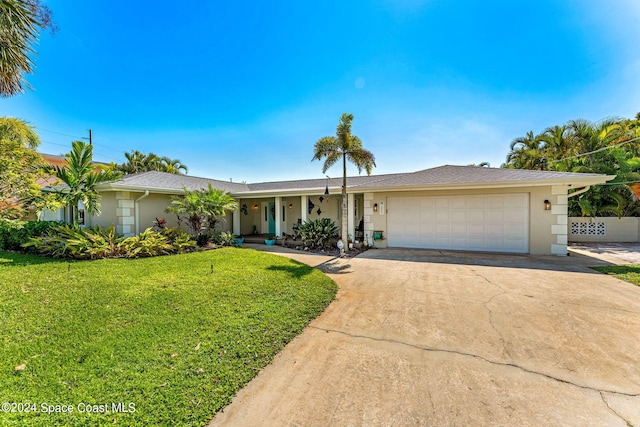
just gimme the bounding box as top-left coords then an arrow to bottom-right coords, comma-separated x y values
210,246 -> 640,426
570,242 -> 640,265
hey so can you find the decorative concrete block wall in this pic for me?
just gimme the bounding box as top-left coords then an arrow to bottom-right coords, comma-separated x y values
569,217 -> 640,242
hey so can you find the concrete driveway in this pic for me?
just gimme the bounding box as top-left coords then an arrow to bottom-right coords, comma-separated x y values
210,247 -> 640,426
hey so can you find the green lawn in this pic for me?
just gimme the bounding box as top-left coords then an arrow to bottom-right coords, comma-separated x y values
0,248 -> 337,427
592,264 -> 640,286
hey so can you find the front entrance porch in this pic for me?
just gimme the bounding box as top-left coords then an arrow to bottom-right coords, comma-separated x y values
233,193 -> 365,242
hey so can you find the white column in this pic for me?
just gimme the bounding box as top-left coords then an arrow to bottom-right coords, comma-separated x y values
550,185 -> 569,256
347,193 -> 355,239
363,193 -> 374,245
301,195 -> 308,223
232,208 -> 240,236
275,196 -> 282,237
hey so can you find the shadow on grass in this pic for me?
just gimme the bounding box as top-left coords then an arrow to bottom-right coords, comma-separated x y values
266,264 -> 314,278
0,251 -> 69,267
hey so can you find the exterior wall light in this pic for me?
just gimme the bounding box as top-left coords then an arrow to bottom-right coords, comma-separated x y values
373,203 -> 378,212
252,204 -> 259,211
288,203 -> 293,209
544,200 -> 551,210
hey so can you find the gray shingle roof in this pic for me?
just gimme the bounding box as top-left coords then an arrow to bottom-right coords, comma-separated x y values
102,171 -> 249,193
98,165 -> 611,195
352,165 -> 608,188
242,173 -> 406,193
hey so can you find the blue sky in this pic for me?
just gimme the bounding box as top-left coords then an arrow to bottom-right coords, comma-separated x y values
2,0 -> 639,182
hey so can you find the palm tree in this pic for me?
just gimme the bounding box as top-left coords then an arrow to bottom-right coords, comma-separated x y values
49,141 -> 122,223
0,116 -> 40,148
536,125 -> 574,171
504,131 -> 543,169
0,0 -> 55,97
160,156 -> 188,174
312,113 -> 376,248
166,185 -> 237,236
117,150 -> 188,174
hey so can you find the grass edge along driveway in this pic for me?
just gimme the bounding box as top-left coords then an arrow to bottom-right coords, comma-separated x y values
0,248 -> 337,427
592,264 -> 640,287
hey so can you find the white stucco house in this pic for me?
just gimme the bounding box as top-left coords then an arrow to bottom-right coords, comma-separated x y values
42,165 -> 613,256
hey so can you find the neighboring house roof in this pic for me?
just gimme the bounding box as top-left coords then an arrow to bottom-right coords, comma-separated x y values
93,165 -> 614,197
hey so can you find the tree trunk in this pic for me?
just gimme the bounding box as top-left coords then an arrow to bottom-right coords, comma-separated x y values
342,154 -> 348,251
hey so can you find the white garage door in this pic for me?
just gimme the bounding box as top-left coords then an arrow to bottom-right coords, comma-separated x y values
387,194 -> 529,253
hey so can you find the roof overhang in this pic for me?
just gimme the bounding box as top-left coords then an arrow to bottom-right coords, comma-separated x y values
95,174 -> 615,198
346,175 -> 616,194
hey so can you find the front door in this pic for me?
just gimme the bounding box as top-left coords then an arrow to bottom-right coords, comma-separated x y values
261,202 -> 276,234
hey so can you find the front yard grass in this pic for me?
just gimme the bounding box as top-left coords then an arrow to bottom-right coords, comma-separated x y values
592,264 -> 640,286
0,248 -> 337,427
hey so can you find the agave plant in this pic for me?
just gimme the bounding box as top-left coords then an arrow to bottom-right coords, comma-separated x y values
295,218 -> 339,249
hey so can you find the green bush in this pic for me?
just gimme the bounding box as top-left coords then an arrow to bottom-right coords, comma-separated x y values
295,218 -> 339,249
120,228 -> 173,258
162,227 -> 198,253
209,230 -> 236,247
23,225 -> 198,259
0,219 -> 61,251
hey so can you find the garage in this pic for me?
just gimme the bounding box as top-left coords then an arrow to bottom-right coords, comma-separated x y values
386,194 -> 529,253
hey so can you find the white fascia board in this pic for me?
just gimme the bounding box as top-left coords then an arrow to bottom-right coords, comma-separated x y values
96,184 -> 185,195
232,187 -> 342,198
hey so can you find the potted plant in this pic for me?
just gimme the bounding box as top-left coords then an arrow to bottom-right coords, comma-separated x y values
264,234 -> 276,246
233,235 -> 244,245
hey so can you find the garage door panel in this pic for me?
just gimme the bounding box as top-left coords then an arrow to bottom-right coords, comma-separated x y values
435,198 -> 450,208
388,194 -> 529,253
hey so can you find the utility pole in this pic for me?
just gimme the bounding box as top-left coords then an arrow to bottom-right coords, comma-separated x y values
88,129 -> 93,145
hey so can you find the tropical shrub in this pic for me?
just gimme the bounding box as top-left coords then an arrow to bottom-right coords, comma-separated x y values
119,228 -> 173,258
162,227 -> 198,253
166,185 -> 237,237
209,230 -> 236,247
23,224 -> 123,259
295,218 -> 339,249
23,225 -> 197,259
0,219 -> 60,251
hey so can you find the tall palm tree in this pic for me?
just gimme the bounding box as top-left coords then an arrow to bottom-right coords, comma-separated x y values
312,113 -> 375,248
50,141 -> 122,223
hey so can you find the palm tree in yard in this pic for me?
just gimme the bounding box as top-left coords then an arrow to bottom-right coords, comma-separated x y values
160,156 -> 188,174
312,113 -> 376,249
0,117 -> 40,148
504,131 -> 543,169
0,0 -> 55,97
50,141 -> 122,223
116,150 -> 188,174
165,185 -> 237,236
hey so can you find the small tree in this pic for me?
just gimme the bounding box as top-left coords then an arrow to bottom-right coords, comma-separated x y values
166,185 -> 237,237
0,117 -> 59,218
49,141 -> 122,223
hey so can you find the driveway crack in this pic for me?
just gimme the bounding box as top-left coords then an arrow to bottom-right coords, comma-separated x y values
600,391 -> 634,427
309,326 -> 639,398
469,268 -> 512,358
